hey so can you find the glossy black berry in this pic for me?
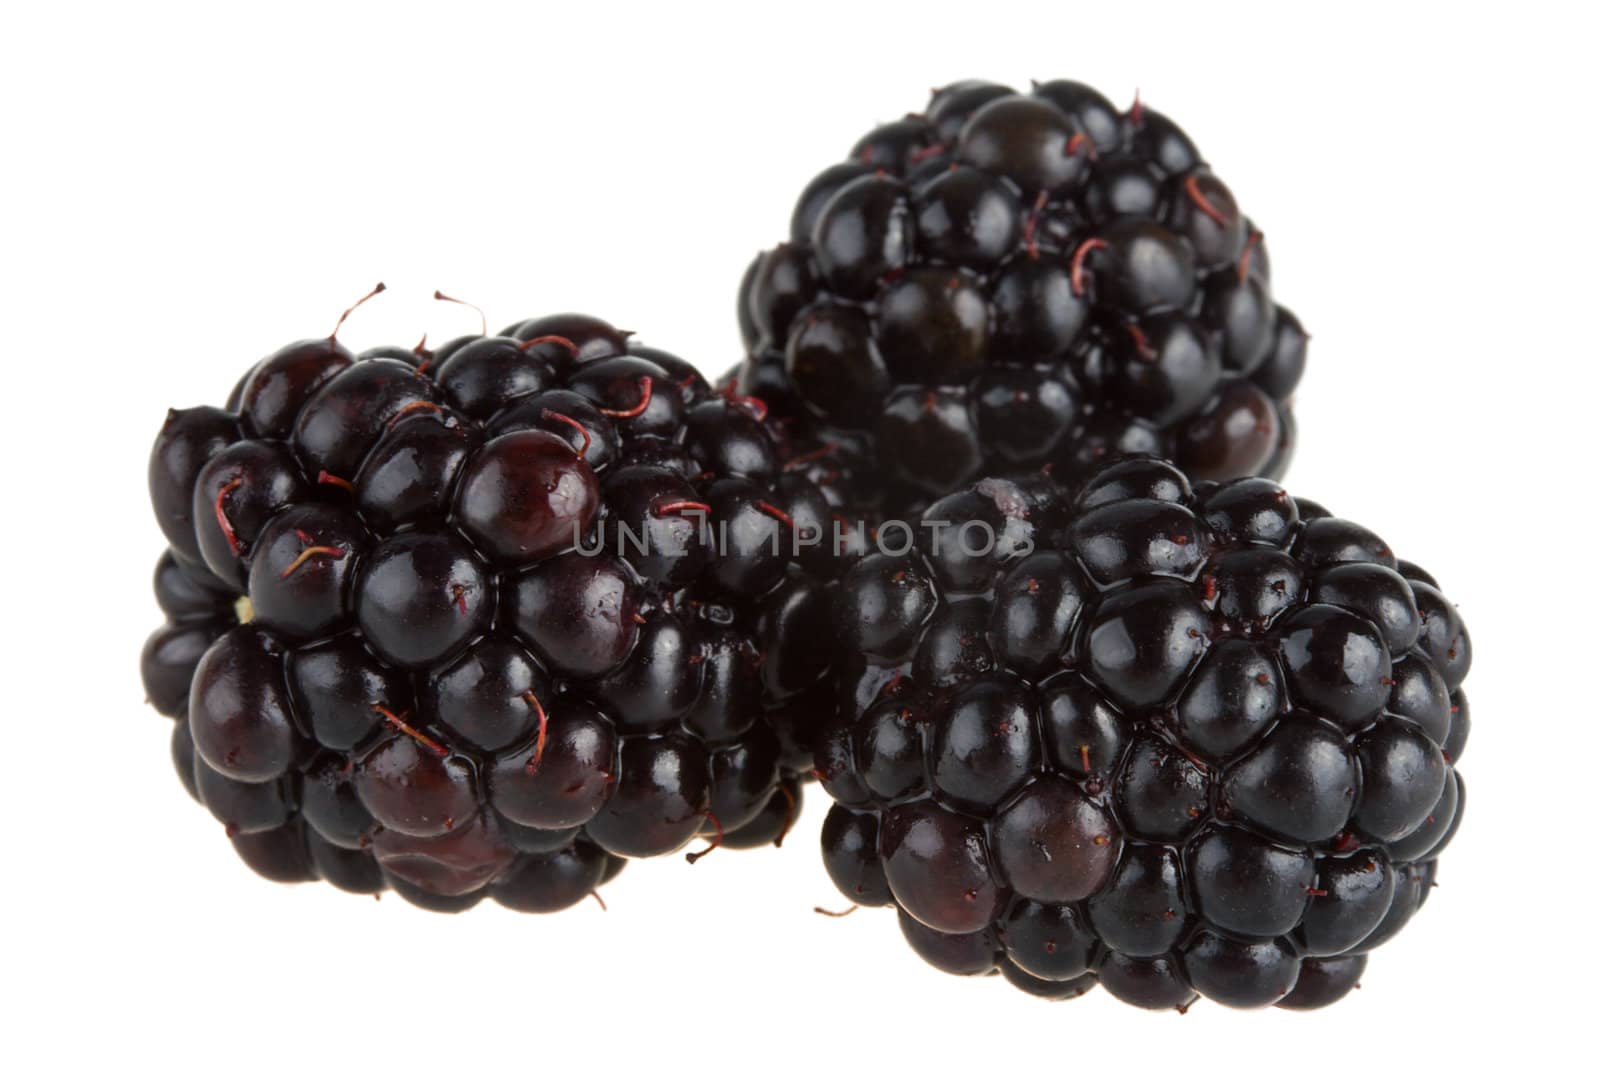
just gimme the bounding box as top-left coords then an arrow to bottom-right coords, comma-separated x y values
899,910 -> 1001,977
820,805 -> 892,907
248,504 -> 366,640
1353,719 -> 1449,842
193,439 -> 307,588
291,357 -> 437,480
998,897 -> 1096,981
487,701 -> 617,830
1221,716 -> 1357,844
1187,826 -> 1314,938
811,173 -> 910,299
454,430 -> 599,563
783,304 -> 889,428
1279,604 -> 1394,731
929,677 -> 1040,812
1298,849 -> 1396,955
1087,842 -> 1186,956
880,801 -> 1002,935
1277,955 -> 1367,1011
1172,639 -> 1282,761
957,96 -> 1086,194
816,457 -> 1472,1011
356,531 -> 492,669
734,79 -> 1304,510
285,637 -> 401,751
1085,580 -> 1209,709
188,626 -> 296,784
142,616 -> 230,717
150,406 -> 242,564
490,840 -> 611,913
1183,932 -> 1301,1009
508,554 -> 638,679
913,168 -> 1022,268
1096,953 -> 1194,1011
585,734 -> 711,858
144,309 -> 850,912
1114,734 -> 1210,840
991,776 -> 1118,902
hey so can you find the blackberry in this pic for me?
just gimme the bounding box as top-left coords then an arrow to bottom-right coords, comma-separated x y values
735,80 -> 1305,511
142,292 -> 843,912
816,458 -> 1469,1010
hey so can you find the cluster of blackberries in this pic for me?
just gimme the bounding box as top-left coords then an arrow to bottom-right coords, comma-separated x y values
736,79 -> 1303,511
142,307 -> 850,912
817,459 -> 1468,1010
141,78 -> 1469,1011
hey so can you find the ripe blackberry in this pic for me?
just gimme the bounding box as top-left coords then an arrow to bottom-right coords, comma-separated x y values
735,80 -> 1305,510
142,292 -> 839,911
816,458 -> 1469,1010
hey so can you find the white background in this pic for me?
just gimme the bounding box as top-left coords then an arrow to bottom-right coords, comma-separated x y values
3,1 -> 1596,1062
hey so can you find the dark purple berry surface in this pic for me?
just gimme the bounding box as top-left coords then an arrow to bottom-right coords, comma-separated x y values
734,80 -> 1306,512
816,457 -> 1469,1010
142,307 -> 842,911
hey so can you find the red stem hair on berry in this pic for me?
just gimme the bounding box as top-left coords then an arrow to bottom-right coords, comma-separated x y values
1070,238 -> 1107,297
432,290 -> 486,336
653,499 -> 712,518
597,376 -> 654,419
733,394 -> 768,420
521,691 -> 549,774
329,282 -> 387,348
518,334 -> 581,358
369,703 -> 450,758
386,400 -> 447,429
756,501 -> 796,529
1125,323 -> 1157,362
280,544 -> 346,578
781,443 -> 838,472
1022,190 -> 1049,260
774,780 -> 796,848
317,470 -> 355,492
685,811 -> 724,865
1237,230 -> 1263,282
1184,174 -> 1232,227
540,410 -> 593,457
214,477 -> 245,556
